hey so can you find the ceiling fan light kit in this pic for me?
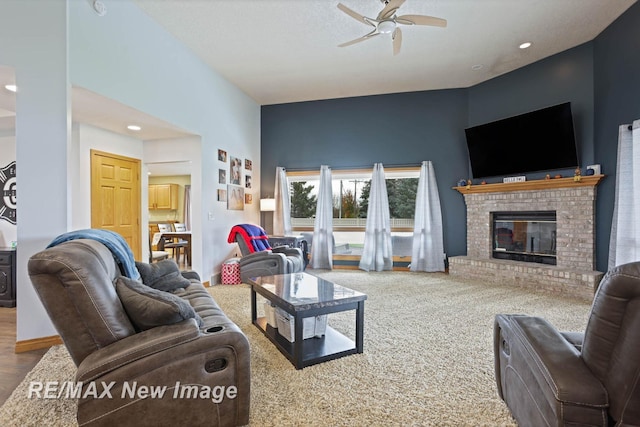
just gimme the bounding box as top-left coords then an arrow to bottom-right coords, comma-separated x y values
337,0 -> 446,55
378,20 -> 396,34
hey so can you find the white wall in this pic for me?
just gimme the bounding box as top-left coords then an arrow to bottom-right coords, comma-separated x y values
0,0 -> 260,342
0,0 -> 70,341
71,123 -> 145,229
68,0 -> 261,284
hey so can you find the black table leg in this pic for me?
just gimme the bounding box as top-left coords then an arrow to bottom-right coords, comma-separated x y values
294,313 -> 304,369
251,288 -> 257,324
355,300 -> 365,353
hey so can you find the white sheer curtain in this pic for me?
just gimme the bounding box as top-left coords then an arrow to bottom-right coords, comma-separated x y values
359,163 -> 393,272
411,161 -> 445,272
609,120 -> 640,268
311,165 -> 333,269
273,166 -> 292,236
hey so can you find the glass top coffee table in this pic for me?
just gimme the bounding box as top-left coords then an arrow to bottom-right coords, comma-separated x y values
248,272 -> 367,369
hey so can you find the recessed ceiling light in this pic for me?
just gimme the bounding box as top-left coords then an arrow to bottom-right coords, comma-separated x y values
519,42 -> 532,49
127,125 -> 142,131
471,64 -> 484,71
4,84 -> 17,92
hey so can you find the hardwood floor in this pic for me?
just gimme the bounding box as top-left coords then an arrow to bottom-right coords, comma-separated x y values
0,307 -> 48,406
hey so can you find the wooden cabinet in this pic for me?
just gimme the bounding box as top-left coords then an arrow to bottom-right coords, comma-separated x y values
149,184 -> 178,210
0,248 -> 16,307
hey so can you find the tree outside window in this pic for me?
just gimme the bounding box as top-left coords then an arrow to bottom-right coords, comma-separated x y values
290,181 -> 316,218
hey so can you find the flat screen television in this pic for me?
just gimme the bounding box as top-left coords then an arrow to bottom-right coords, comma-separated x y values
464,102 -> 579,178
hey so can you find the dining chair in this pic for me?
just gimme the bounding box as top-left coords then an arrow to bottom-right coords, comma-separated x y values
173,223 -> 191,265
157,223 -> 187,263
173,223 -> 188,232
148,233 -> 169,263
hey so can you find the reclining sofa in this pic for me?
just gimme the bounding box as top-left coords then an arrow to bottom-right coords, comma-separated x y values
494,261 -> 640,426
28,233 -> 250,427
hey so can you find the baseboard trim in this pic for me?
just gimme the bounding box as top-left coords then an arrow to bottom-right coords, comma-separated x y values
211,272 -> 221,285
333,264 -> 360,270
15,335 -> 63,353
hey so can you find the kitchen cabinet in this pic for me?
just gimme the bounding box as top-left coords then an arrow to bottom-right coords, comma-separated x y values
149,184 -> 178,210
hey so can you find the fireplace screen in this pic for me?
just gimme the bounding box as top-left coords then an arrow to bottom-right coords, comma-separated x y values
492,211 -> 557,265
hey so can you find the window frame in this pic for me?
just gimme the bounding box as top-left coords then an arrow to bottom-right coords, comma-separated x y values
286,166 -> 420,232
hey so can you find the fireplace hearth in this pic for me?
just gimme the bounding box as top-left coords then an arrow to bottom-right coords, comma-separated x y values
449,176 -> 605,301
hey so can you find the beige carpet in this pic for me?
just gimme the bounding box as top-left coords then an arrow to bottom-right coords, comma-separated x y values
0,271 -> 592,426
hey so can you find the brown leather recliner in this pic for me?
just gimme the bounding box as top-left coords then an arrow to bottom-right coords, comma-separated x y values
494,261 -> 640,427
28,238 -> 250,427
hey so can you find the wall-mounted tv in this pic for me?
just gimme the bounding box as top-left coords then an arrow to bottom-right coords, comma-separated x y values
464,102 -> 579,178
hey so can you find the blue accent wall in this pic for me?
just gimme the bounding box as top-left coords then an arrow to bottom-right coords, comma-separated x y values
261,89 -> 469,258
593,2 -> 640,271
261,2 -> 640,272
467,42 -> 595,182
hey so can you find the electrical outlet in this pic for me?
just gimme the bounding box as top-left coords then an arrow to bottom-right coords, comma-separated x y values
208,212 -> 215,221
586,164 -> 601,175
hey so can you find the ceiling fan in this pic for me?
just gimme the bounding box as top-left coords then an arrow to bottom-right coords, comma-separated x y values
337,0 -> 447,55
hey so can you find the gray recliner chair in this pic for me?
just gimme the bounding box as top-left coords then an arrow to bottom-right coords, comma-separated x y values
228,224 -> 304,282
494,261 -> 640,426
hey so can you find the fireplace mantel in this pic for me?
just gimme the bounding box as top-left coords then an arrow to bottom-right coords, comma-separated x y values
453,174 -> 604,195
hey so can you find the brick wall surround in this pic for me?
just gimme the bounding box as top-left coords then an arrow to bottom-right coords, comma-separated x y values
448,176 -> 605,301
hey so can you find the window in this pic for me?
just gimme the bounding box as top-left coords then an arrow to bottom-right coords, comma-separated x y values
287,167 -> 419,252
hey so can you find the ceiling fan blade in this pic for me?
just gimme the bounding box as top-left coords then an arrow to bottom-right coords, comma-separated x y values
338,29 -> 380,48
392,27 -> 402,56
377,0 -> 405,20
337,3 -> 374,26
396,14 -> 447,27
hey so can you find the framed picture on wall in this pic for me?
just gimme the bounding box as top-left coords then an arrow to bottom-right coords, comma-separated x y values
218,169 -> 226,184
218,149 -> 227,162
245,159 -> 252,171
245,193 -> 252,204
227,185 -> 244,210
245,175 -> 252,188
217,189 -> 227,202
230,156 -> 241,185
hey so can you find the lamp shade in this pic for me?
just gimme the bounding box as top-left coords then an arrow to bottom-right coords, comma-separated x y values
260,198 -> 275,212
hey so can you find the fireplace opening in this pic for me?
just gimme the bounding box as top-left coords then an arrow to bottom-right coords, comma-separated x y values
492,211 -> 557,265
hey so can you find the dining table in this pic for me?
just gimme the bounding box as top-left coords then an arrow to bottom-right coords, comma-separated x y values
154,231 -> 192,266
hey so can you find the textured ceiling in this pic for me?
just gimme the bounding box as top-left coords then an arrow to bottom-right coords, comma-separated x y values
1,0 -> 637,175
133,0 -> 637,105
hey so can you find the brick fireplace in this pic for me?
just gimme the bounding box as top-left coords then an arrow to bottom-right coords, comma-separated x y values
448,175 -> 605,301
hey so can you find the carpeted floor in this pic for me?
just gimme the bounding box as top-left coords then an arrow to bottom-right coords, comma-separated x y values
0,270 -> 592,426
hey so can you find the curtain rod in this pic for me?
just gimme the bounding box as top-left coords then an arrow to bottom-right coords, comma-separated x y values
284,163 -> 424,172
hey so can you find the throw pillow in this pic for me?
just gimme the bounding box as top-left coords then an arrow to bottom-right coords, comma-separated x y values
135,259 -> 191,292
116,276 -> 203,331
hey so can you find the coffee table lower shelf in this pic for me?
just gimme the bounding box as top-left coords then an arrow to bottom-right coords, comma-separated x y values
254,317 -> 358,369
